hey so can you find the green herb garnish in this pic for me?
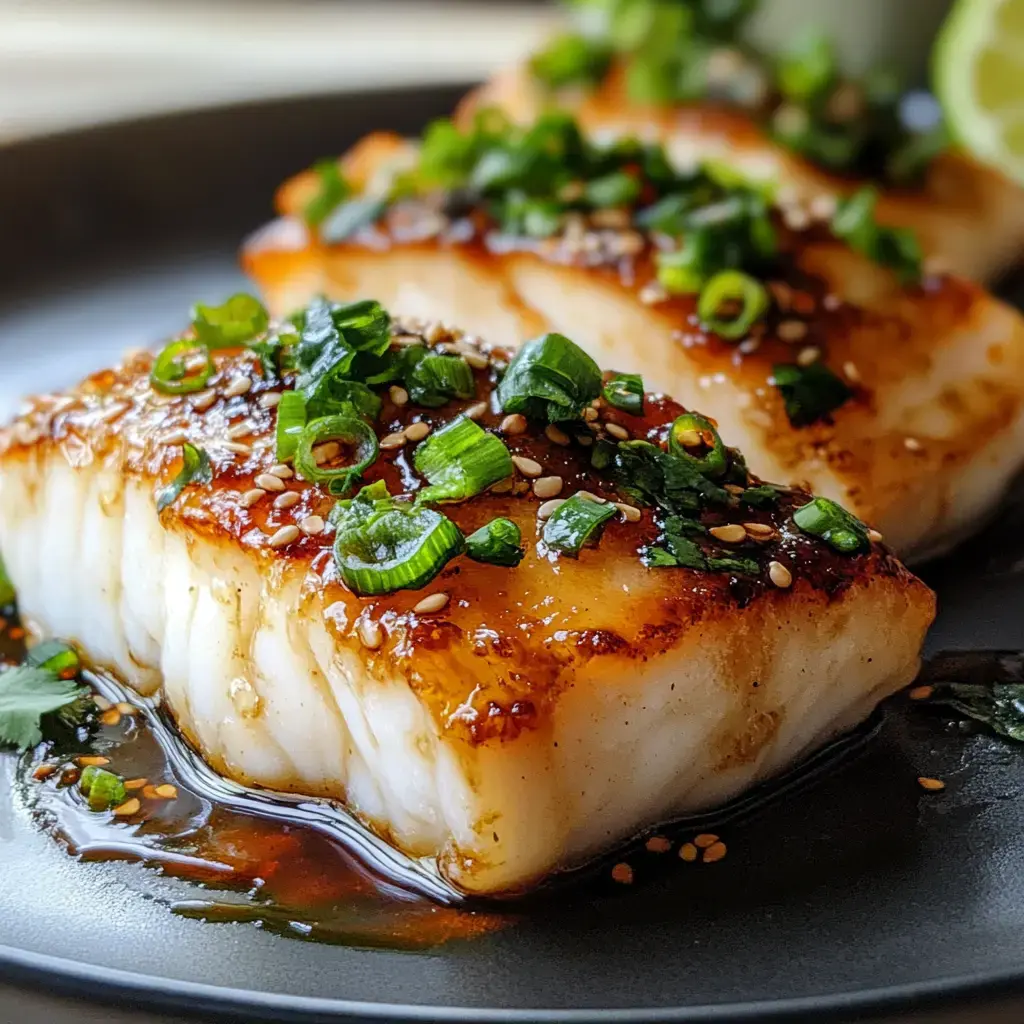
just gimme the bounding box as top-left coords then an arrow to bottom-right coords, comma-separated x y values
668,412 -> 728,478
529,32 -> 612,90
542,494 -> 617,556
79,766 -> 127,812
156,443 -> 212,514
792,496 -> 870,554
0,664 -> 92,751
602,373 -> 644,415
294,415 -> 379,495
303,159 -> 351,227
830,187 -> 923,284
466,518 -> 525,567
150,340 -> 214,396
772,362 -> 852,427
191,293 -> 269,349
0,554 -> 14,606
498,332 -> 602,423
403,350 -> 476,408
413,416 -> 513,505
697,270 -> 770,340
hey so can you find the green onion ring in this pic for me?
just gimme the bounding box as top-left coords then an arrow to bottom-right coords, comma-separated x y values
697,270 -> 770,340
150,340 -> 214,395
294,415 -> 379,491
668,413 -> 728,478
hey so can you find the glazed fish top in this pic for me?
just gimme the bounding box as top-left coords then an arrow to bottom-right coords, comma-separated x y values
0,300 -> 924,744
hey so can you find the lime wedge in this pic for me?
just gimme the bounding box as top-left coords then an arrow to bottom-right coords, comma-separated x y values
934,0 -> 1024,183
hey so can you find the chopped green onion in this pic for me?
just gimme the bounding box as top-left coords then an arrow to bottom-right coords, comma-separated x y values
498,332 -> 602,423
320,198 -> 386,244
413,416 -> 513,504
668,413 -> 727,477
303,159 -> 350,227
792,496 -> 870,554
191,294 -> 269,349
584,171 -> 641,208
150,340 -> 213,395
466,518 -> 525,567
772,362 -> 852,427
830,187 -> 922,284
0,553 -> 13,606
79,766 -> 127,812
776,32 -> 835,102
740,484 -> 780,509
656,243 -> 706,295
26,640 -> 80,677
294,415 -> 379,493
156,443 -> 212,514
405,352 -> 475,408
529,32 -> 612,90
332,481 -> 465,595
275,390 -> 307,462
697,270 -> 770,340
602,373 -> 644,415
542,493 -> 617,556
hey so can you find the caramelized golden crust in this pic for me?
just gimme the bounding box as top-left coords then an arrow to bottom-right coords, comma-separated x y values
0,329 -> 931,745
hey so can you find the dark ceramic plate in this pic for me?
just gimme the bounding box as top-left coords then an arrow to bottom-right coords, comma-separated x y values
2,88 -> 1024,1024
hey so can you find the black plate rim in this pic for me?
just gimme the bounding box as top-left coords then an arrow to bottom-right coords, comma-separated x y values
3,941 -> 1024,1023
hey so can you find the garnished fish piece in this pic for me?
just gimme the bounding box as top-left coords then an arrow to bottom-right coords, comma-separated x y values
0,298 -> 934,895
244,117 -> 1024,562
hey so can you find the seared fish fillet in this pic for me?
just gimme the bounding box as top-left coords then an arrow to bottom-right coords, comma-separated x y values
245,133 -> 1024,562
461,63 -> 1024,284
0,313 -> 933,895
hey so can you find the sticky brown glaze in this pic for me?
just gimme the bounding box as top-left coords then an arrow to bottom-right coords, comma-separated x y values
459,60 -> 1024,283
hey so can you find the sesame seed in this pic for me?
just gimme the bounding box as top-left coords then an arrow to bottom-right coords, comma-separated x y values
537,499 -> 566,520
255,473 -> 286,492
545,424 -> 571,446
909,685 -> 934,701
142,785 -> 161,800
694,833 -> 719,849
413,592 -> 449,615
100,709 -> 122,727
783,206 -> 811,231
222,441 -> 252,455
611,862 -> 634,885
777,320 -> 808,343
918,777 -> 946,792
743,522 -> 775,539
512,456 -> 543,478
161,429 -> 188,446
463,351 -> 490,370
124,778 -> 148,791
425,321 -> 449,345
78,756 -> 110,767
223,377 -> 252,399
843,361 -> 861,383
639,282 -> 667,305
904,437 -> 923,452
389,385 -> 410,406
709,524 -> 747,544
93,695 -> 113,711
583,406 -> 599,423
267,464 -> 293,479
605,422 -> 629,441
616,502 -> 642,522
810,193 -> 838,220
679,843 -> 698,863
258,392 -> 282,409
404,421 -> 431,443
227,421 -> 253,440
676,428 -> 701,448
154,784 -> 178,800
645,836 -> 672,854
32,764 -> 56,781
738,337 -> 761,354
768,560 -> 793,588
273,491 -> 300,510
190,390 -> 218,412
867,528 -> 883,543
113,798 -> 142,817
500,414 -> 528,435
312,441 -> 341,465
464,401 -> 489,421
823,293 -> 842,311
299,515 -> 325,536
241,488 -> 266,508
392,333 -> 423,348
533,476 -> 564,499
267,525 -> 300,548
702,841 -> 727,864
796,346 -> 821,366
358,618 -> 383,652
379,432 -> 407,451
576,490 -> 608,504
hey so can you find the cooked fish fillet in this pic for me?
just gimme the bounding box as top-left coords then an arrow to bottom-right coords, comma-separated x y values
244,134 -> 1024,563
0,322 -> 933,895
460,62 -> 1024,284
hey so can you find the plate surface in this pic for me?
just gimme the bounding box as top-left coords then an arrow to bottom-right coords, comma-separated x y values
2,89 -> 1024,1024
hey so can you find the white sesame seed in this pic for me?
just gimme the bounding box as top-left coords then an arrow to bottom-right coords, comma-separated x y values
464,401 -> 489,421
425,322 -> 449,345
796,346 -> 821,366
904,437 -> 923,452
258,392 -> 282,409
380,432 -> 407,451
639,282 -> 667,305
500,414 -> 528,435
269,464 -> 293,479
537,498 -> 566,520
823,294 -> 841,311
533,476 -> 564,499
768,560 -> 793,588
738,337 -> 761,355
273,491 -> 300,510
583,407 -> 599,423
161,429 -> 188,446
222,441 -> 252,455
710,524 -> 747,544
545,424 -> 571,446
190,390 -> 218,412
463,351 -> 490,370
404,421 -> 431,443
392,333 -> 424,348
676,428 -> 701,448
778,320 -> 808,343
743,522 -> 775,539
512,456 -> 543,478
616,502 -> 642,522
312,441 -> 340,465
299,515 -> 325,536
255,473 -> 286,492
783,206 -> 811,231
413,592 -> 449,615
577,490 -> 608,504
223,377 -> 252,399
843,361 -> 861,383
605,422 -> 630,441
868,528 -> 883,543
227,421 -> 253,440
359,618 -> 383,650
240,488 -> 267,508
267,524 -> 300,548
389,385 -> 409,406
809,194 -> 838,220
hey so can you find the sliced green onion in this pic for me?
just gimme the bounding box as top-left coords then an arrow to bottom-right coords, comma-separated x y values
584,171 -> 641,209
542,493 -> 617,556
528,32 -> 611,89
320,197 -> 386,244
668,413 -> 727,478
776,32 -> 835,102
332,481 -> 465,595
79,766 -> 127,812
498,332 -> 602,423
150,340 -> 213,395
413,416 -> 513,504
740,484 -> 780,509
656,244 -> 706,295
792,496 -> 869,554
0,553 -> 13,606
697,270 -> 769,340
294,415 -> 379,493
303,159 -> 350,228
156,443 -> 212,514
192,293 -> 269,349
772,362 -> 852,427
466,518 -> 525,567
830,187 -> 922,284
405,352 -> 475,408
602,373 -> 644,415
275,391 -> 308,462
26,640 -> 80,677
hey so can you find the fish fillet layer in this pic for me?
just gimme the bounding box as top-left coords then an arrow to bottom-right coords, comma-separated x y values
245,134 -> 1024,563
0,327 -> 934,895
462,61 -> 1024,284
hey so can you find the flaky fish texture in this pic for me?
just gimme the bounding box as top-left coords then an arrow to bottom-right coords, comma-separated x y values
245,133 -> 1024,563
0,324 -> 933,895
461,62 -> 1024,284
